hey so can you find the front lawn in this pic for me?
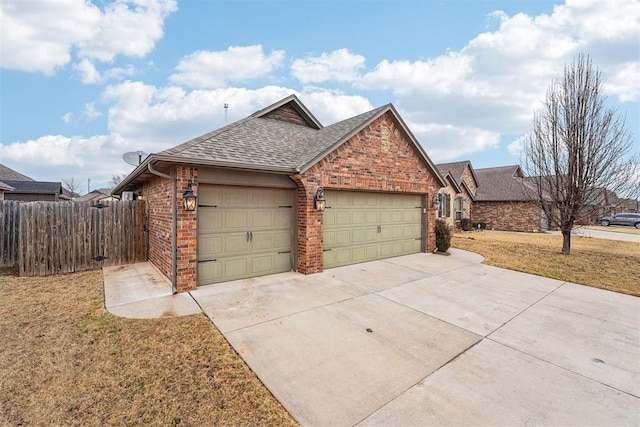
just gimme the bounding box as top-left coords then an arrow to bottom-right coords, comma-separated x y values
0,268 -> 296,426
452,230 -> 640,297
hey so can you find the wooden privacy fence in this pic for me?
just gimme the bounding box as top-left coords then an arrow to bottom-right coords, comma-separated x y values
3,200 -> 147,276
0,200 -> 20,267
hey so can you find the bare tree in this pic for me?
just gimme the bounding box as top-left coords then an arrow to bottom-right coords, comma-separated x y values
522,54 -> 639,255
108,173 -> 127,188
62,177 -> 82,198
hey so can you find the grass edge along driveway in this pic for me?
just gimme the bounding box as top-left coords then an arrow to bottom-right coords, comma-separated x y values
0,268 -> 297,427
452,230 -> 640,297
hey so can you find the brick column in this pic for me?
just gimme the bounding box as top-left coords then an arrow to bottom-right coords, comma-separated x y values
175,166 -> 198,292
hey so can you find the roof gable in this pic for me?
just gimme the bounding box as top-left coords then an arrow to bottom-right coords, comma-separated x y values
436,160 -> 479,188
115,95 -> 447,191
251,94 -> 322,129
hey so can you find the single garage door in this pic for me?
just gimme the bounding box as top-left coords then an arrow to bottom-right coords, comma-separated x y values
197,185 -> 294,285
323,190 -> 423,269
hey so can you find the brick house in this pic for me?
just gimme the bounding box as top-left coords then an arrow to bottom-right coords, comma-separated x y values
435,161 -> 478,229
472,165 -> 550,232
114,95 -> 446,292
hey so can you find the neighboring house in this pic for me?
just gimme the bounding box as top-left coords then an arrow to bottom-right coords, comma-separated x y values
472,165 -> 550,232
1,180 -> 71,202
114,95 -> 446,292
435,161 -> 478,229
75,188 -> 119,203
0,163 -> 35,182
0,181 -> 15,200
0,163 -> 71,202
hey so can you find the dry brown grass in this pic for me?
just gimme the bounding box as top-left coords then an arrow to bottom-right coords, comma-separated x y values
452,230 -> 640,297
0,268 -> 297,427
584,225 -> 640,235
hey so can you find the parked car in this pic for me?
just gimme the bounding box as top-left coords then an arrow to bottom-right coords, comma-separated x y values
598,213 -> 640,228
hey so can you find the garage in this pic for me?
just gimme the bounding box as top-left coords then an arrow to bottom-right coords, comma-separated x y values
197,185 -> 294,285
323,190 -> 424,269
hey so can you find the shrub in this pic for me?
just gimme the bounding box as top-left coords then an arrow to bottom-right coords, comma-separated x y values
435,219 -> 451,252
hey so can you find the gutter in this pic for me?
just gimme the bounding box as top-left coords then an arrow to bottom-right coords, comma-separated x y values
147,163 -> 178,294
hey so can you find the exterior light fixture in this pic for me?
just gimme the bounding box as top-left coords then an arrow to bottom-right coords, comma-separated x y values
314,187 -> 326,212
182,180 -> 197,211
136,192 -> 144,201
432,194 -> 441,211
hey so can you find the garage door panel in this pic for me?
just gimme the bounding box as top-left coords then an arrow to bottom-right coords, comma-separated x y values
197,185 -> 293,285
198,235 -> 223,257
324,190 -> 423,269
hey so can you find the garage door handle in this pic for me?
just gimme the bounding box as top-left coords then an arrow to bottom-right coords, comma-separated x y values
278,250 -> 291,254
246,231 -> 250,242
250,231 -> 253,242
197,259 -> 217,263
323,248 -> 332,252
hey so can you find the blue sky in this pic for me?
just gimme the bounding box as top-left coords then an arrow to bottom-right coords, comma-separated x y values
1,0 -> 638,192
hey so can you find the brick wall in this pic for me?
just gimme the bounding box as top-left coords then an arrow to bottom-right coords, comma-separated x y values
140,165 -> 198,292
472,201 -> 545,232
294,112 -> 441,273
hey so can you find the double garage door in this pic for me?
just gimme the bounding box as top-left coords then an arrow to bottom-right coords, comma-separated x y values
197,185 -> 294,286
323,191 -> 424,269
197,186 -> 424,285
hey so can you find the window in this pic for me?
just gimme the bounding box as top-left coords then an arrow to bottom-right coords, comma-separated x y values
438,193 -> 451,218
454,197 -> 463,220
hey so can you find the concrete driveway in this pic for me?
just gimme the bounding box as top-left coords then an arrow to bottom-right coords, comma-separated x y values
190,249 -> 640,426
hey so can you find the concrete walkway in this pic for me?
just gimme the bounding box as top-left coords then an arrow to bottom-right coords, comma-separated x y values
103,251 -> 640,426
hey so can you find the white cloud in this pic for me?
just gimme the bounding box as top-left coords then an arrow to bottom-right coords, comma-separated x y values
0,0 -> 176,74
408,121 -> 501,162
84,103 -> 103,120
169,46 -> 286,89
73,59 -> 101,84
507,135 -> 527,157
0,134 -> 108,166
291,49 -> 366,84
62,112 -> 74,123
73,59 -> 136,84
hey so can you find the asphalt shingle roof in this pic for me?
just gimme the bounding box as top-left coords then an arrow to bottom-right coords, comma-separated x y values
0,164 -> 34,181
161,104 -> 388,172
2,180 -> 63,194
474,165 -> 536,201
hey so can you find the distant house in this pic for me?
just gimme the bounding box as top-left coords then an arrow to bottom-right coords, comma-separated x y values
0,181 -> 14,200
1,180 -> 71,202
436,161 -> 478,229
472,165 -> 550,232
0,163 -> 71,202
75,188 -> 119,203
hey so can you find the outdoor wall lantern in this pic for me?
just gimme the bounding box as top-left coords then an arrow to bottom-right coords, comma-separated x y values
314,187 -> 326,212
431,194 -> 441,211
182,180 -> 197,211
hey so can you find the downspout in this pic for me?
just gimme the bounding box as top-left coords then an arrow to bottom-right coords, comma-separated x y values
147,163 -> 178,294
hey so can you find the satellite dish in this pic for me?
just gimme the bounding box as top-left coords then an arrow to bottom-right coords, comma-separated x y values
123,151 -> 149,166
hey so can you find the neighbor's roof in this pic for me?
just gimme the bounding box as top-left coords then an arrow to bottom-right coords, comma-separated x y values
74,188 -> 114,202
436,160 -> 479,188
0,164 -> 34,181
2,180 -> 64,195
474,165 -> 537,202
115,94 -> 446,192
0,181 -> 15,191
